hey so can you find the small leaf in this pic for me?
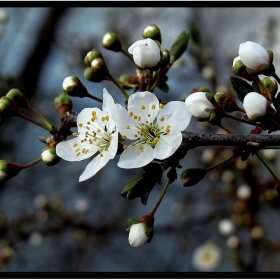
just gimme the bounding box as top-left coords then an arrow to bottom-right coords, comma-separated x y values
170,31 -> 190,64
157,81 -> 169,92
252,78 -> 261,94
230,76 -> 253,102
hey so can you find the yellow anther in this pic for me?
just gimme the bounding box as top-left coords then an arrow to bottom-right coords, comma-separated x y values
160,104 -> 164,108
125,125 -> 130,129
102,116 -> 106,121
141,105 -> 145,110
153,137 -> 159,143
78,123 -> 83,127
134,134 -> 138,137
100,153 -> 103,157
133,115 -> 137,120
97,129 -> 101,133
73,143 -> 78,147
146,139 -> 150,143
160,126 -> 164,130
92,111 -> 96,116
123,145 -> 128,150
96,142 -> 100,147
75,148 -> 79,152
106,116 -> 109,121
122,135 -> 127,140
147,114 -> 151,117
151,104 -> 156,109
73,132 -> 78,136
87,121 -> 90,125
86,126 -> 90,130
138,116 -> 141,121
131,142 -> 136,146
166,125 -> 170,129
139,146 -> 144,151
129,111 -> 133,117
76,152 -> 81,156
160,117 -> 164,121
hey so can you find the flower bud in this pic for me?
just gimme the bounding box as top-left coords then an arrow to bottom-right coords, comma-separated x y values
181,168 -> 207,187
0,96 -> 20,117
185,92 -> 215,121
243,92 -> 269,121
0,160 -> 21,183
84,49 -> 104,66
214,91 -> 240,112
189,85 -> 211,94
142,24 -> 162,44
86,58 -> 109,82
127,215 -> 154,247
262,77 -> 278,96
102,32 -> 122,52
128,38 -> 161,69
232,56 -> 246,75
62,76 -> 89,98
119,75 -> 138,89
54,92 -> 73,116
40,147 -> 61,166
160,49 -> 170,68
6,88 -> 29,108
238,41 -> 274,75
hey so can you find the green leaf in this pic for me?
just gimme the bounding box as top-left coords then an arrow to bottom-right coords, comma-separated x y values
157,81 -> 169,92
120,174 -> 146,199
252,78 -> 261,94
170,31 -> 190,64
230,76 -> 254,102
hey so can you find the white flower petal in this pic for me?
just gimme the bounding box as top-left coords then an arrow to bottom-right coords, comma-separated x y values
108,130 -> 118,159
158,101 -> 192,131
127,91 -> 159,123
243,92 -> 268,119
128,223 -> 149,247
56,138 -> 98,161
79,152 -> 110,182
153,131 -> 182,160
118,144 -> 154,168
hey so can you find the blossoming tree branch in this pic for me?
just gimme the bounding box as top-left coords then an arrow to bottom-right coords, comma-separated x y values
1,24 -> 280,248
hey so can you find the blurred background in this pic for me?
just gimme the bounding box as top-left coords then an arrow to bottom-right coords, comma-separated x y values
0,7 -> 280,272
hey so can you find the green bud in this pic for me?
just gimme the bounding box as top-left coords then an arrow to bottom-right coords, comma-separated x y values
180,168 -> 207,187
214,91 -> 240,112
0,97 -> 19,117
41,147 -> 61,166
62,76 -> 89,98
6,88 -> 29,108
262,77 -> 278,96
86,58 -> 109,82
0,160 -> 21,183
84,49 -> 104,66
142,24 -> 162,44
54,92 -> 73,116
160,49 -> 170,68
102,32 -> 122,52
119,75 -> 138,89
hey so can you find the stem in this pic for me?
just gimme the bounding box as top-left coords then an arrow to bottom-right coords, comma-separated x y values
150,67 -> 163,92
205,154 -> 235,172
107,72 -> 129,100
218,123 -> 235,134
224,112 -> 259,126
120,48 -> 134,63
86,92 -> 103,103
146,69 -> 153,91
272,73 -> 280,85
27,105 -> 53,131
117,80 -> 137,89
19,112 -> 52,131
149,177 -> 171,217
255,152 -> 280,182
20,157 -> 41,169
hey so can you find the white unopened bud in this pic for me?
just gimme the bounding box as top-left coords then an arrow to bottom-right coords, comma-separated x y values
243,92 -> 268,120
128,223 -> 149,247
238,41 -> 271,73
128,38 -> 161,69
185,92 -> 215,120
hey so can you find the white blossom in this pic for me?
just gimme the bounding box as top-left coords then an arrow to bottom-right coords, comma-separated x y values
243,92 -> 268,120
238,41 -> 270,72
56,89 -> 118,182
128,38 -> 161,68
112,91 -> 191,169
192,242 -> 222,271
185,92 -> 215,119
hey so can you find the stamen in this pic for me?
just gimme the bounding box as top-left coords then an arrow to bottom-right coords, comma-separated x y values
73,143 -> 78,147
125,125 -> 130,129
141,105 -> 145,110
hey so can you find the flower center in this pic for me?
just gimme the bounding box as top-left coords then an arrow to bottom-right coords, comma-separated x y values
123,103 -> 170,151
73,110 -> 115,157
